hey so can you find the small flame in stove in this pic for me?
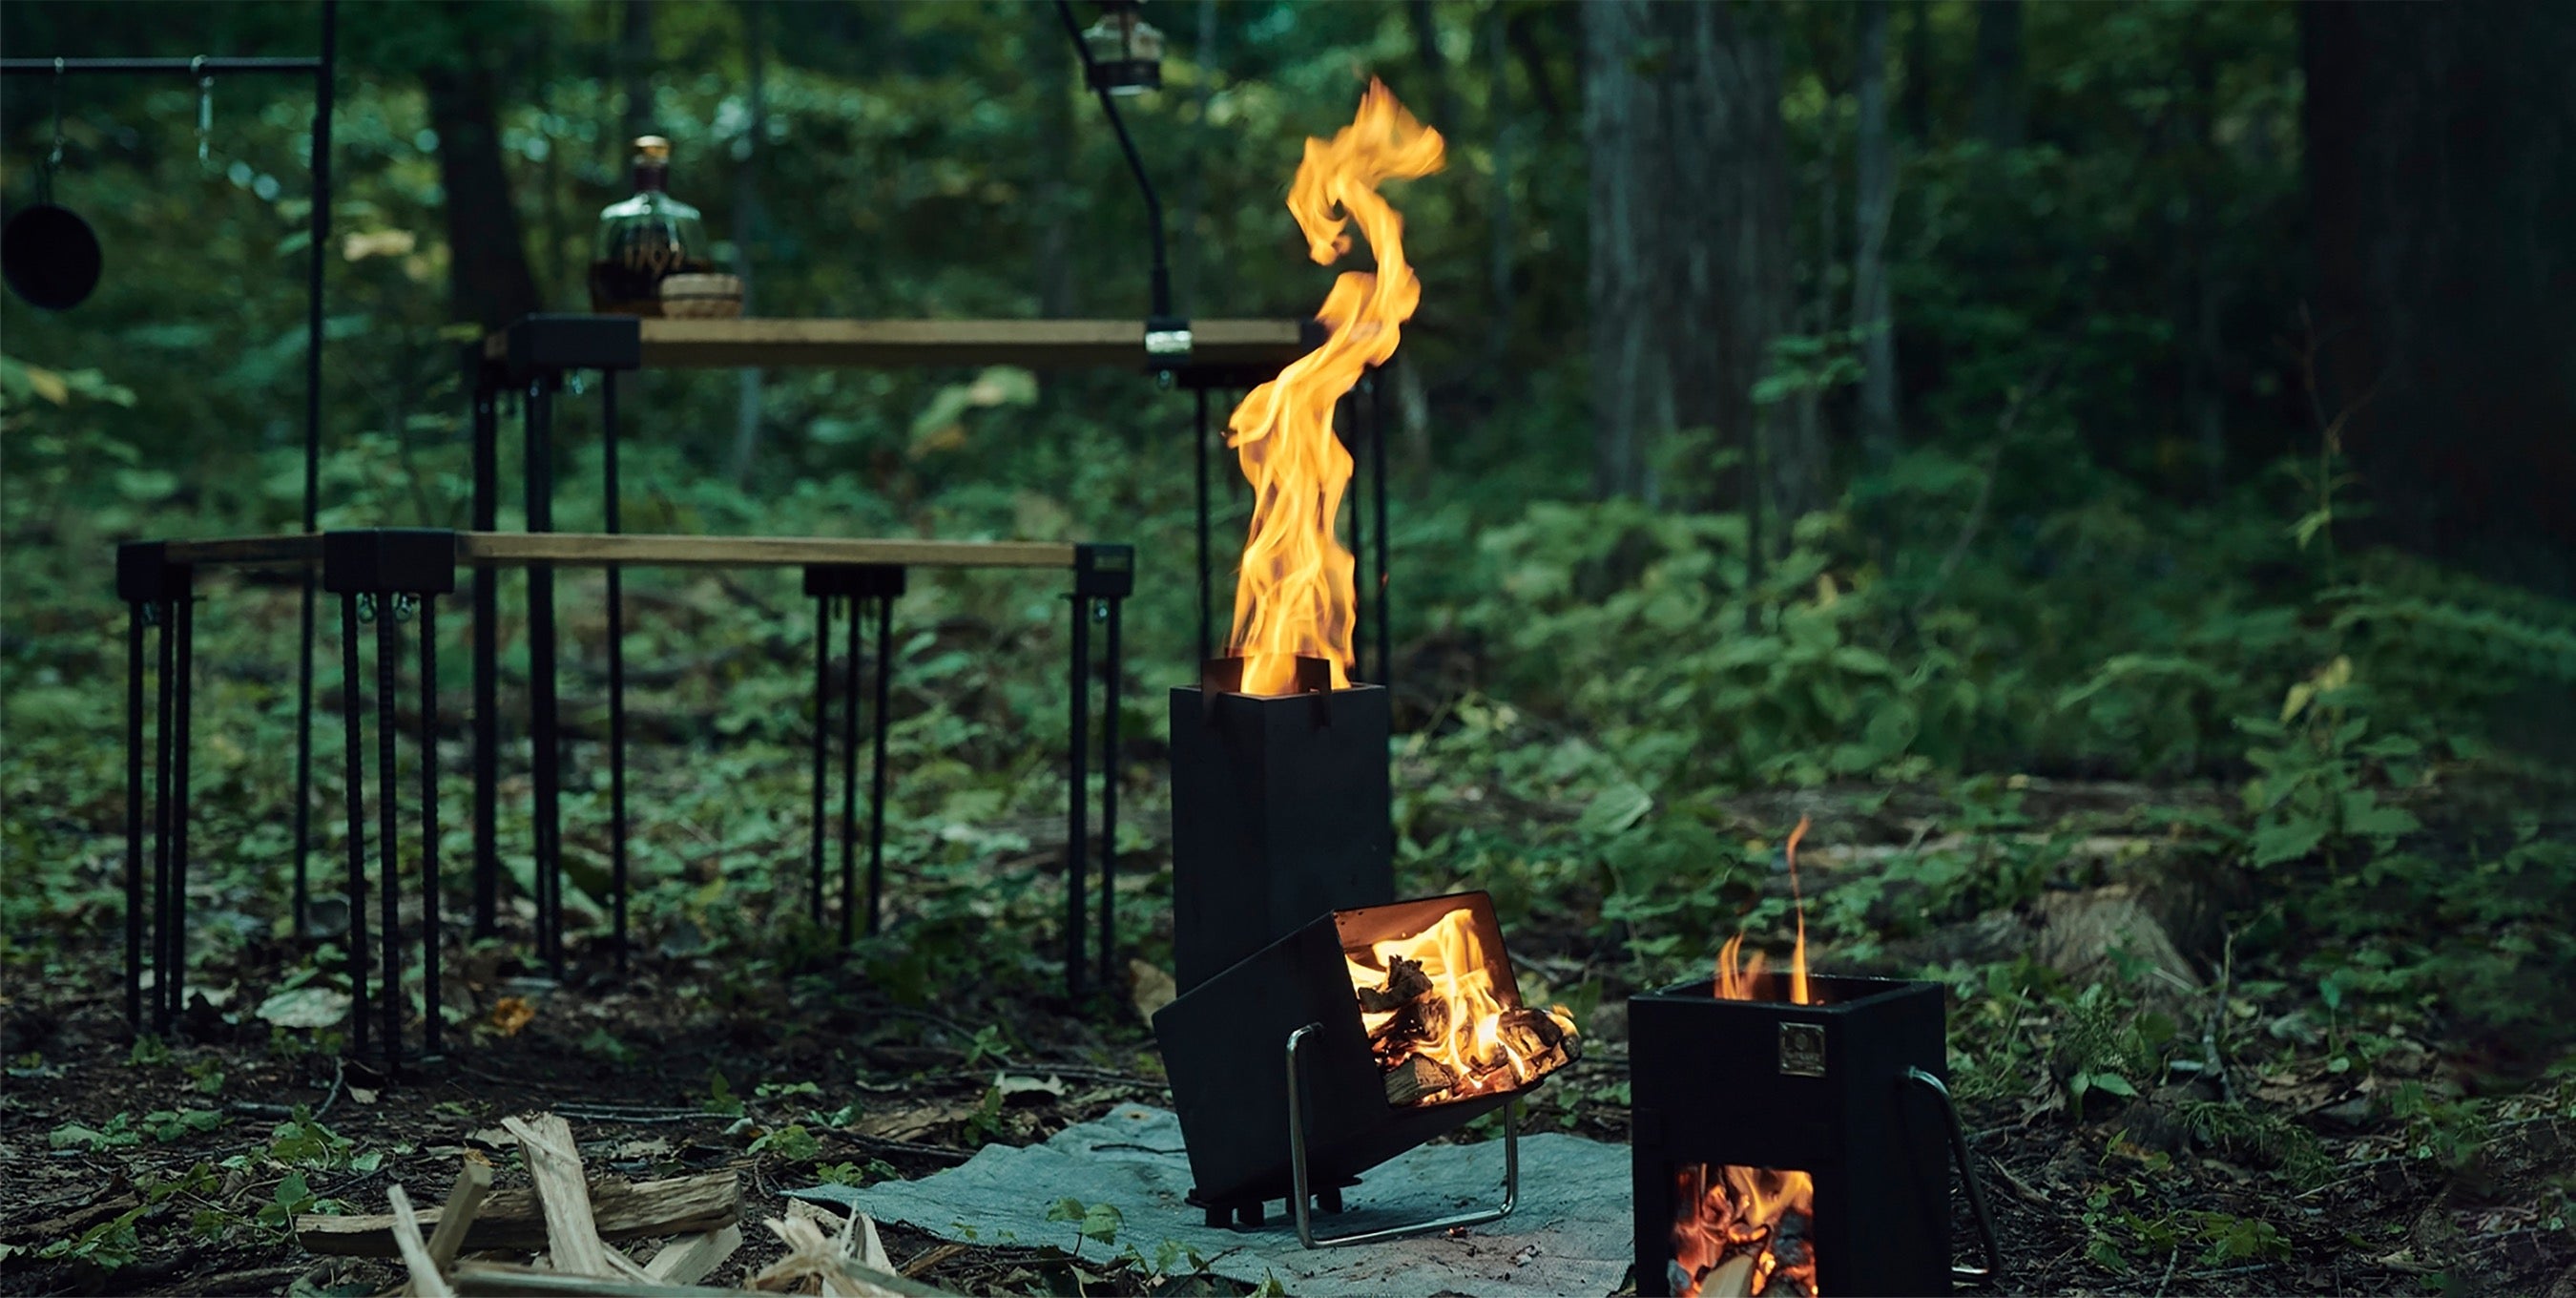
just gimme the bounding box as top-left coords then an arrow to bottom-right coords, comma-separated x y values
1715,817 -> 1815,1006
1672,1164 -> 1819,1297
1227,80 -> 1444,696
1344,908 -> 1578,1105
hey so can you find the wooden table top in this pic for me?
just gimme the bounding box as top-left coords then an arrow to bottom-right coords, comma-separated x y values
160,532 -> 1080,571
481,316 -> 1314,372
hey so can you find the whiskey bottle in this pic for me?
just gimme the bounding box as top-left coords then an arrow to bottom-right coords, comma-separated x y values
588,136 -> 712,315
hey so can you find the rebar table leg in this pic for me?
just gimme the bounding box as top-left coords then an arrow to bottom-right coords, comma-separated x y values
151,596 -> 173,1034
419,597 -> 442,1058
375,600 -> 402,1074
1097,594 -> 1121,991
809,595 -> 831,923
839,597 -> 862,948
603,373 -> 628,974
866,593 -> 892,937
125,603 -> 146,1032
167,566 -> 194,1028
339,592 -> 369,1057
294,573 -> 316,938
1066,594 -> 1091,1001
526,379 -> 562,975
470,384 -> 498,939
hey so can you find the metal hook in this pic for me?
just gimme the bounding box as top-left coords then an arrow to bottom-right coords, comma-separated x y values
193,56 -> 213,166
391,594 -> 419,624
357,594 -> 379,624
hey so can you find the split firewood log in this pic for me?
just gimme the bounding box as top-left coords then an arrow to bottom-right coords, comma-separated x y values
1383,1054 -> 1460,1105
1354,956 -> 1434,1013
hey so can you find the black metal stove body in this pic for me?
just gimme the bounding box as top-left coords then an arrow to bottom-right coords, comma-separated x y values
1630,974 -> 1998,1296
1155,892 -> 1535,1233
1168,660 -> 1392,993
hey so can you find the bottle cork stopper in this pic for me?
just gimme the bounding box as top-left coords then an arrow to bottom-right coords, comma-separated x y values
634,136 -> 671,160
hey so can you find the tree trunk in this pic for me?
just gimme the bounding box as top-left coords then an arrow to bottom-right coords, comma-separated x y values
1585,0 -> 1794,515
1583,0 -> 1672,501
1972,0 -> 2023,150
1176,0 -> 1216,318
1484,0 -> 1514,386
424,62 -> 540,332
1853,0 -> 1899,464
621,0 -> 656,142
1032,3 -> 1077,319
2304,0 -> 2576,595
1406,0 -> 1461,146
1901,0 -> 1932,143
726,0 -> 767,488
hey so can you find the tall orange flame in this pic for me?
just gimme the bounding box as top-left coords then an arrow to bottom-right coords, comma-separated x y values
1227,80 -> 1444,695
1714,816 -> 1814,1006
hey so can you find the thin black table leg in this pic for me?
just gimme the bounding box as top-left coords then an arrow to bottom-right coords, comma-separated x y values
376,600 -> 402,1074
470,385 -> 498,939
605,372 -> 628,974
168,567 -> 194,1029
1066,595 -> 1091,1002
340,593 -> 369,1058
124,604 -> 146,1032
809,594 -> 830,924
151,597 -> 173,1035
295,573 -> 315,937
1098,594 -> 1121,991
839,597 -> 862,948
526,379 -> 562,974
1195,387 -> 1211,664
866,592 -> 892,937
419,597 -> 442,1059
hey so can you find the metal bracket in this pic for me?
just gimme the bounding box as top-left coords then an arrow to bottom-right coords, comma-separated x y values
1284,1022 -> 1519,1249
1902,1067 -> 2004,1284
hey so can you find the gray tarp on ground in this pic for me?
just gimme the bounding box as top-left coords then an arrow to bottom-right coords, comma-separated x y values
791,1103 -> 1634,1297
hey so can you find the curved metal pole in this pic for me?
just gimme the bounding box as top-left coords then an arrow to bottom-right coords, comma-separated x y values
1051,0 -> 1172,324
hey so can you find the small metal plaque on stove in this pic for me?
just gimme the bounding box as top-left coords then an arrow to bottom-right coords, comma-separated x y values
1778,1022 -> 1826,1077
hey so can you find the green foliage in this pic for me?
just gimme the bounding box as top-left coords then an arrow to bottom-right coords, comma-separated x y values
746,1122 -> 822,1162
2237,657 -> 2423,869
1044,1196 -> 1125,1258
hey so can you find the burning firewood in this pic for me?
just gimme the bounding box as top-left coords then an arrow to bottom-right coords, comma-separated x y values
1382,1054 -> 1461,1106
1354,955 -> 1433,1013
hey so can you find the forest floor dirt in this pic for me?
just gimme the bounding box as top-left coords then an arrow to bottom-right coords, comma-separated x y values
6,780 -> 2573,1297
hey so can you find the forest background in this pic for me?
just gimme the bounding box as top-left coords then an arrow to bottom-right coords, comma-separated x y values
4,2 -> 2575,1294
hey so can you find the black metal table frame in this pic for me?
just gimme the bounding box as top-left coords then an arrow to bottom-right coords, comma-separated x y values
118,532 -> 449,1069
120,528 -> 1132,1070
457,315 -> 1381,1001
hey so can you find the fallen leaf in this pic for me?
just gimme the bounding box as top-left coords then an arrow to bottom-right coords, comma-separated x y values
256,986 -> 351,1030
490,995 -> 535,1036
347,1086 -> 379,1105
994,1073 -> 1068,1101
1129,959 -> 1176,1023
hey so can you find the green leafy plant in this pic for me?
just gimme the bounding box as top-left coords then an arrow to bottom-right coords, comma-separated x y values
1043,1197 -> 1124,1260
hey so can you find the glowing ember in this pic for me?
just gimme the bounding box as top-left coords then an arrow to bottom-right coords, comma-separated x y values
1226,79 -> 1444,696
1671,1164 -> 1819,1297
1343,908 -> 1578,1106
1715,817 -> 1815,1006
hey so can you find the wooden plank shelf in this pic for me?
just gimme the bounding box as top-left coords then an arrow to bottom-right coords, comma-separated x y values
482,316 -> 1317,373
162,531 -> 1076,571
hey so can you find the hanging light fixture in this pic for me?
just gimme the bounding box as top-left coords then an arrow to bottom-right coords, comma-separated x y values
1079,0 -> 1165,96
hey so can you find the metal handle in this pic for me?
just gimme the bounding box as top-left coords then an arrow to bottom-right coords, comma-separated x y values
1284,1022 -> 1519,1248
1903,1066 -> 2002,1285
